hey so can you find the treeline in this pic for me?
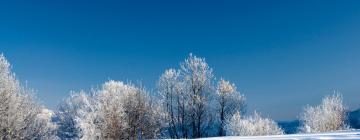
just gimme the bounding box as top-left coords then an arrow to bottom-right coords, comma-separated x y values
0,53 -> 350,139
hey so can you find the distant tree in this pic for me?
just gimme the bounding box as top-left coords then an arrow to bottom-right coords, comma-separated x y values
216,78 -> 246,136
226,111 -> 284,136
300,93 -> 348,133
0,54 -> 57,139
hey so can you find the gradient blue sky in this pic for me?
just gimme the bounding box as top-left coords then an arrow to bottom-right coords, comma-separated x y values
1,0 -> 360,120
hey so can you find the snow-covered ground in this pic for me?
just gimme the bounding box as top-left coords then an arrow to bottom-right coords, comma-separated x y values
196,130 -> 360,140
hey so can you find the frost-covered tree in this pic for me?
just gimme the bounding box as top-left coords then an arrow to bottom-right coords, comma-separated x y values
216,78 -> 245,136
158,69 -> 189,138
120,83 -> 164,139
58,80 -> 164,139
181,54 -> 214,138
226,111 -> 284,136
96,81 -> 164,139
158,54 -> 249,138
300,93 -> 347,133
94,81 -> 129,139
0,54 -> 57,139
31,108 -> 58,139
56,91 -> 96,139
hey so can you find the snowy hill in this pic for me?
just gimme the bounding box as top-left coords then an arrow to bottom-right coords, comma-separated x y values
277,120 -> 300,134
196,130 -> 360,140
349,109 -> 360,129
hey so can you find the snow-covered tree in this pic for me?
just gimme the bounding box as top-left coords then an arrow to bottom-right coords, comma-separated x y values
94,81 -> 129,139
158,69 -> 189,138
226,111 -> 284,136
120,83 -> 164,139
58,80 -> 164,139
181,53 -> 214,138
300,93 -> 347,133
97,80 -> 164,139
158,54 -> 249,138
216,78 -> 245,136
31,108 -> 58,139
158,54 -> 215,138
56,91 -> 96,139
0,54 -> 57,139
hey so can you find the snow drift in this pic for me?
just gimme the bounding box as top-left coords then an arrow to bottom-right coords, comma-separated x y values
196,130 -> 360,140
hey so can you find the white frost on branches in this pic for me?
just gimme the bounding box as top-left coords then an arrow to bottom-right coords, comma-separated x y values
158,54 -> 216,138
58,80 -> 164,139
226,111 -> 284,136
158,69 -> 189,138
0,54 -> 57,139
158,54 -> 250,138
300,93 -> 348,133
216,78 -> 245,136
181,54 -> 214,138
4,52 -> 356,139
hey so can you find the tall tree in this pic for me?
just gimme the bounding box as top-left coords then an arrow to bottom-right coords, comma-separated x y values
180,54 -> 214,138
158,54 -> 249,138
0,54 -> 56,139
158,69 -> 188,138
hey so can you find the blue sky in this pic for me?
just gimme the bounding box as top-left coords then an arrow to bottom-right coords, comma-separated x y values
1,0 -> 360,120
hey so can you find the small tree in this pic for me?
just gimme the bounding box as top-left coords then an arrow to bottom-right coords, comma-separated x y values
56,91 -> 98,140
31,108 -> 58,139
226,111 -> 283,136
216,78 -> 245,136
300,93 -> 347,133
55,92 -> 88,139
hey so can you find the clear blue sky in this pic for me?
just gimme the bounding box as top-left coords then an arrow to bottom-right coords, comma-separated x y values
1,0 -> 360,120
